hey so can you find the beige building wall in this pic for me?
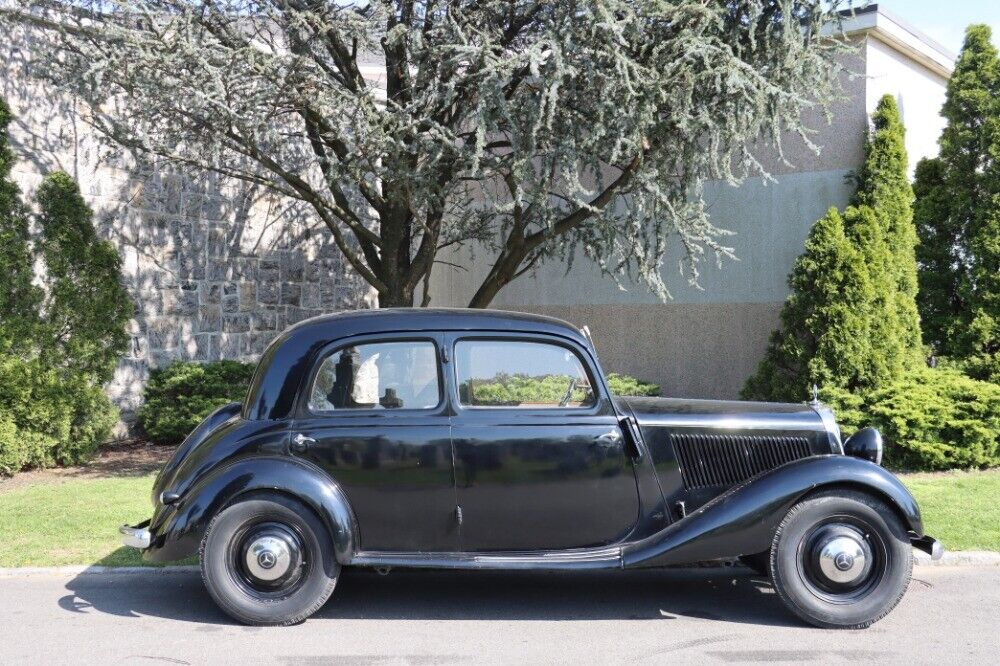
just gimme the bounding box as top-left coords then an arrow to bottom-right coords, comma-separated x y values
430,18 -> 954,401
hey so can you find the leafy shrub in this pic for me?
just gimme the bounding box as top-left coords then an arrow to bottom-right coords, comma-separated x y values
822,366 -> 1000,471
0,355 -> 117,475
606,373 -> 661,397
139,361 -> 256,444
0,99 -> 124,476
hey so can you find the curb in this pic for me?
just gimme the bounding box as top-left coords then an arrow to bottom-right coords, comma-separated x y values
0,551 -> 998,577
914,551 -> 1000,567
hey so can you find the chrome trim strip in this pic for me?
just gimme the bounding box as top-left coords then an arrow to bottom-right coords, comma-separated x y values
350,546 -> 624,571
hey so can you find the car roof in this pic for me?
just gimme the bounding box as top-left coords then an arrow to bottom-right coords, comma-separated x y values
285,307 -> 585,340
243,307 -> 593,421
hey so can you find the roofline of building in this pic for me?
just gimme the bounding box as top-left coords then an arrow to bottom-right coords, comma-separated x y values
839,4 -> 955,78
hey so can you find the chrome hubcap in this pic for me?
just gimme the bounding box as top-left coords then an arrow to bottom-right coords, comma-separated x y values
804,523 -> 876,594
233,522 -> 305,595
817,535 -> 867,584
245,535 -> 293,581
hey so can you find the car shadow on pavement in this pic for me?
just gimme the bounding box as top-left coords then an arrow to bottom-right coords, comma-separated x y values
58,566 -> 803,628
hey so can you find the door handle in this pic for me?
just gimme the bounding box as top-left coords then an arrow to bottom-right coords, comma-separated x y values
594,431 -> 622,447
291,433 -> 316,453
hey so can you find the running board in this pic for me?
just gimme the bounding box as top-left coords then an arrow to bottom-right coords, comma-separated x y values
349,546 -> 623,571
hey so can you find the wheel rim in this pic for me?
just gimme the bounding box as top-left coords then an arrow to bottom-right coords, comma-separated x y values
228,521 -> 308,598
797,517 -> 886,603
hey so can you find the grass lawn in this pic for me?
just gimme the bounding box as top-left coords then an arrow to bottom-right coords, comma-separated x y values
0,465 -> 997,568
0,473 -> 163,567
901,469 -> 1000,552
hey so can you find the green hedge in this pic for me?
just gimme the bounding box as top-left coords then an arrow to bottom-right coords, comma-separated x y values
138,361 -> 256,445
0,356 -> 117,475
822,366 -> 1000,471
606,373 -> 661,397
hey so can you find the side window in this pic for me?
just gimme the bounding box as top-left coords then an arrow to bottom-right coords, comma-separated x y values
308,341 -> 440,412
455,339 -> 596,409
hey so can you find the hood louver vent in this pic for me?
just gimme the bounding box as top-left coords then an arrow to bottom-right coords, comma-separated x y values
673,433 -> 812,490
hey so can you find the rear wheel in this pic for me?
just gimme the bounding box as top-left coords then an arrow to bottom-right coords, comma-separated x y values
769,489 -> 912,629
200,493 -> 339,626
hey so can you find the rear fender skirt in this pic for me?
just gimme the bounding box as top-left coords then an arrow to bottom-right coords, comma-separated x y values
144,456 -> 358,564
621,455 -> 922,568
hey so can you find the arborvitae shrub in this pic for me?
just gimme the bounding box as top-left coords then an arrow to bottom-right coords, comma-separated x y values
0,99 -> 127,475
742,207 -> 874,402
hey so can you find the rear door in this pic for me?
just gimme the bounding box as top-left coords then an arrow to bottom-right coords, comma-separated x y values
447,333 -> 640,551
291,334 -> 458,552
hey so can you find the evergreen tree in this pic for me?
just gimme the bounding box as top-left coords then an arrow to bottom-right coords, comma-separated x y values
855,95 -> 922,358
917,25 -> 1000,357
0,98 -> 42,350
745,95 -> 924,402
36,172 -> 133,383
742,207 -> 875,402
913,157 -> 963,353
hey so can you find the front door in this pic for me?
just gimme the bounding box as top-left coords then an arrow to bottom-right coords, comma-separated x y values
292,335 -> 458,552
448,335 -> 640,551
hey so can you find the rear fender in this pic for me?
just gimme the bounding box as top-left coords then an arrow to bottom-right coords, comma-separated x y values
621,455 -> 922,568
145,456 -> 358,564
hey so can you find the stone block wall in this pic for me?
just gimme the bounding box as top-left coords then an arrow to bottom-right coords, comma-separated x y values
2,25 -> 374,423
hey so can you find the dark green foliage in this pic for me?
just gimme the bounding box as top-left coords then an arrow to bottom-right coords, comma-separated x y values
139,361 -> 256,444
0,97 -> 128,475
822,367 -> 1000,471
915,25 -> 1000,372
0,98 -> 42,352
742,207 -> 875,402
745,94 -> 920,403
606,373 -> 661,397
0,355 -> 117,475
914,157 -> 963,352
856,95 -> 922,357
36,172 -> 133,383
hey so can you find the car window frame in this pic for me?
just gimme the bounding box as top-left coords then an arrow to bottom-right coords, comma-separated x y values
449,333 -> 605,415
299,333 -> 446,417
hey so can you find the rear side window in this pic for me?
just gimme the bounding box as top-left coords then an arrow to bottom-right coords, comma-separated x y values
308,341 -> 440,412
455,339 -> 596,408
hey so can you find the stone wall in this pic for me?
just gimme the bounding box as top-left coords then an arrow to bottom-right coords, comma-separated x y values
2,25 -> 374,422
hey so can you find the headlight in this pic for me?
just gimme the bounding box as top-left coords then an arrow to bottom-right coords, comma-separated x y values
844,427 -> 884,466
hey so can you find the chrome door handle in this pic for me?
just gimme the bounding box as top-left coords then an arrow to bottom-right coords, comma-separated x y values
594,431 -> 622,446
291,433 -> 316,453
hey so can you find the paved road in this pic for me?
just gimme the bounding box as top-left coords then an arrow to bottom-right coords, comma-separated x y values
1,566 -> 997,664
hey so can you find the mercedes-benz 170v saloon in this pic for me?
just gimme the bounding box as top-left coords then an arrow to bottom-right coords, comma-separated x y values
121,309 -> 942,628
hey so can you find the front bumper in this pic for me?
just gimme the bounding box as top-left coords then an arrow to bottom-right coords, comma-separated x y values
120,519 -> 152,550
912,535 -> 944,560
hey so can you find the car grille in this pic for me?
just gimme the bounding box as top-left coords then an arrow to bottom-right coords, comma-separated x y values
673,433 -> 813,490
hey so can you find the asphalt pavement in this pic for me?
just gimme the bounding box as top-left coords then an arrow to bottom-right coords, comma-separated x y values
1,566 -> 997,664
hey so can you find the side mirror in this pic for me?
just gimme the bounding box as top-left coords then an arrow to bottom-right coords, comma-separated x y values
844,427 -> 883,466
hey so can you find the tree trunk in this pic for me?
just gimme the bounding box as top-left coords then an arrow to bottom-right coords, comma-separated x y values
377,283 -> 415,308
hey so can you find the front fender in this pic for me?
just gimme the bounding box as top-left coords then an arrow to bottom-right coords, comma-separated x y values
144,456 -> 358,564
622,455 -> 922,568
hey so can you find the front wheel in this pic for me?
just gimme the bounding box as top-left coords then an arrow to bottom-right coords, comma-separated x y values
769,489 -> 912,629
200,493 -> 339,625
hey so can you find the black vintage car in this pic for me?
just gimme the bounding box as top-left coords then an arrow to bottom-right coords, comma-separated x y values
122,308 -> 941,628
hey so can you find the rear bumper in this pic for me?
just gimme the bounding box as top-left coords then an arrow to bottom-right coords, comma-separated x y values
120,519 -> 152,550
912,535 -> 944,560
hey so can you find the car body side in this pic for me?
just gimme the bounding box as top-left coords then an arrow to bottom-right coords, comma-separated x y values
141,309 -> 931,568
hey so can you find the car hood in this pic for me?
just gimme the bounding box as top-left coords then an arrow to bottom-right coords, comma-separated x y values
614,396 -> 828,434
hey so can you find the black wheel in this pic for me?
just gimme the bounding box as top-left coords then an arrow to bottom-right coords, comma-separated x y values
200,493 -> 339,626
769,489 -> 912,629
